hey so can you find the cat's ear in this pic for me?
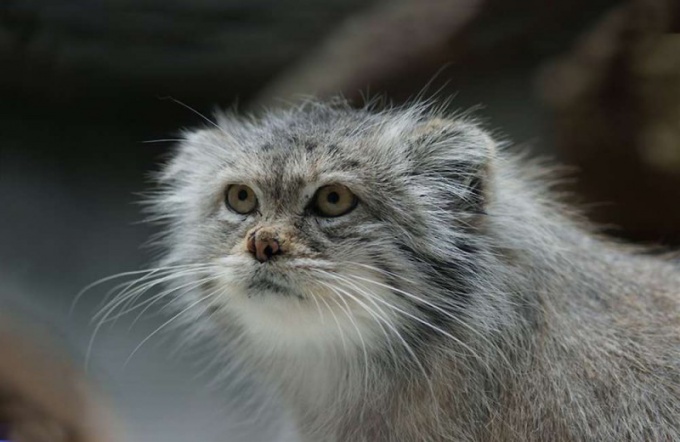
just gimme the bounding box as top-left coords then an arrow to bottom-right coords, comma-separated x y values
407,118 -> 496,215
158,128 -> 224,184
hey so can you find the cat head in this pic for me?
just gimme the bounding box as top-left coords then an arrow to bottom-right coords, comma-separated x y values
150,102 -> 496,355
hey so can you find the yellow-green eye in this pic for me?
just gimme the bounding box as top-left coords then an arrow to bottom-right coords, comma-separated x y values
226,184 -> 257,214
314,184 -> 357,217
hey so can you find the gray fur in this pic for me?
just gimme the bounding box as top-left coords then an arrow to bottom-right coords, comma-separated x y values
148,101 -> 680,441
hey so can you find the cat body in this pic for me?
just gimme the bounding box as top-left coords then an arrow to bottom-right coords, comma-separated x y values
151,102 -> 680,441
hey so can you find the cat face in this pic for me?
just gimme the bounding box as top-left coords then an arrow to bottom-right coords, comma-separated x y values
152,104 -> 494,352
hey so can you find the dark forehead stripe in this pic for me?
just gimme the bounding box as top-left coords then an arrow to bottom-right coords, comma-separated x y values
304,140 -> 317,152
259,125 -> 367,178
342,159 -> 362,170
257,143 -> 319,210
327,143 -> 340,155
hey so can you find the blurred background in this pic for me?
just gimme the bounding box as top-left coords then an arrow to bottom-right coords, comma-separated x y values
0,0 -> 678,440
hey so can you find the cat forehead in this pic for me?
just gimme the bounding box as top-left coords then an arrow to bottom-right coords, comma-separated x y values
252,118 -> 398,157
187,117 -> 406,172
177,106 -> 490,186
219,136 -> 371,191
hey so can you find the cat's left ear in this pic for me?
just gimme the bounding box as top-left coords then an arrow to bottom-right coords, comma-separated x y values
407,118 -> 496,215
158,128 -> 225,184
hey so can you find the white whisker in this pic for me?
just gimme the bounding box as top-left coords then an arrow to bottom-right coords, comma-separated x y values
83,263 -> 217,370
123,288 -> 221,367
128,275 -> 220,329
315,274 -> 445,433
92,266 -> 215,324
71,264 -> 209,315
324,287 -> 371,395
343,272 -> 501,368
325,272 -> 475,360
315,292 -> 349,354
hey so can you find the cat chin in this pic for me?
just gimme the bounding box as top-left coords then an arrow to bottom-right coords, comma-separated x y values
218,278 -> 395,354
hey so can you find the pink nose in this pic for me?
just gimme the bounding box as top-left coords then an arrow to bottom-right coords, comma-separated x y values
247,230 -> 281,263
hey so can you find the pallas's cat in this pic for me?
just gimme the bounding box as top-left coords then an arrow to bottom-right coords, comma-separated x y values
147,102 -> 680,441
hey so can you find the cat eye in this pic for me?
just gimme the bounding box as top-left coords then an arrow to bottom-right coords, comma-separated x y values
313,184 -> 357,217
226,184 -> 258,214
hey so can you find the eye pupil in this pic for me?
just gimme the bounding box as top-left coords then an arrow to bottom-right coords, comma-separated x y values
226,185 -> 257,214
313,185 -> 357,217
327,192 -> 340,204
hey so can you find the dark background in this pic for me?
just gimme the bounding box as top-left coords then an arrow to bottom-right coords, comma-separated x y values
1,1 -> 678,440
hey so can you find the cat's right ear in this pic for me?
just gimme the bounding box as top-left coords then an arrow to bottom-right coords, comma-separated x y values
407,118 -> 497,216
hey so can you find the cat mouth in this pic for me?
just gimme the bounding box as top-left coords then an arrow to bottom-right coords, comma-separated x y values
217,255 -> 332,298
246,266 -> 301,297
247,275 -> 289,294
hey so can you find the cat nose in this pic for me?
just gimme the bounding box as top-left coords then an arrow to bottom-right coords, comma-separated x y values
246,228 -> 281,263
